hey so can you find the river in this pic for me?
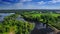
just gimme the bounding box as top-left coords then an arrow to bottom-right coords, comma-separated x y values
0,13 -> 15,21
0,13 -> 56,34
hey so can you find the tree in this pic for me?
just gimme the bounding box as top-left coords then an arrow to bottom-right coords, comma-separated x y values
0,14 -> 35,34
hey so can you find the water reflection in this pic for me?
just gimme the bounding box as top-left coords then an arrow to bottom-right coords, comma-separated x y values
31,23 -> 54,34
0,13 -> 15,21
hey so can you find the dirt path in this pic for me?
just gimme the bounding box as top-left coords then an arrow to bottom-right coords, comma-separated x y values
51,27 -> 60,34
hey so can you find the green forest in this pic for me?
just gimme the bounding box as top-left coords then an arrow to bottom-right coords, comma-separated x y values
0,11 -> 60,34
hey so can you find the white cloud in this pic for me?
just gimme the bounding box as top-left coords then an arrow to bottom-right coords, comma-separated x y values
37,1 -> 46,5
0,0 -> 33,10
0,0 -> 60,9
37,0 -> 60,5
21,0 -> 32,2
0,0 -> 15,4
48,0 -> 60,4
53,0 -> 60,2
0,2 -> 24,10
1,2 -> 11,4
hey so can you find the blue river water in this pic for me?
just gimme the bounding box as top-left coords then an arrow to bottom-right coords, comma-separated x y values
0,13 -> 15,21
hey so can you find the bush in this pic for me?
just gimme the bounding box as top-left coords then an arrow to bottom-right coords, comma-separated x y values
0,14 -> 35,34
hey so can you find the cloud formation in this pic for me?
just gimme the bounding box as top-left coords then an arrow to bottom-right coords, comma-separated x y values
0,0 -> 20,4
20,0 -> 32,2
37,0 -> 60,5
37,1 -> 46,5
48,0 -> 60,3
0,0 -> 60,9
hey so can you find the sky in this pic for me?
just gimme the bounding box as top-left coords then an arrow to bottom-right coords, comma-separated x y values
0,0 -> 60,10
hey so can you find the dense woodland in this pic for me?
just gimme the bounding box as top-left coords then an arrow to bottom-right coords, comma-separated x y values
0,14 -> 35,34
21,11 -> 60,29
0,11 -> 60,34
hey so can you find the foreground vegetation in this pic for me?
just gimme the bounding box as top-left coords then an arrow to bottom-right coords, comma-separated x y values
0,14 -> 35,34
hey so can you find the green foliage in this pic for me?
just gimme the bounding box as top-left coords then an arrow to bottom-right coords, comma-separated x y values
0,14 -> 35,34
21,12 -> 60,30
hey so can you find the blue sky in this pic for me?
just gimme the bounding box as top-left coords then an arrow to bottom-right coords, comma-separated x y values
0,0 -> 60,10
